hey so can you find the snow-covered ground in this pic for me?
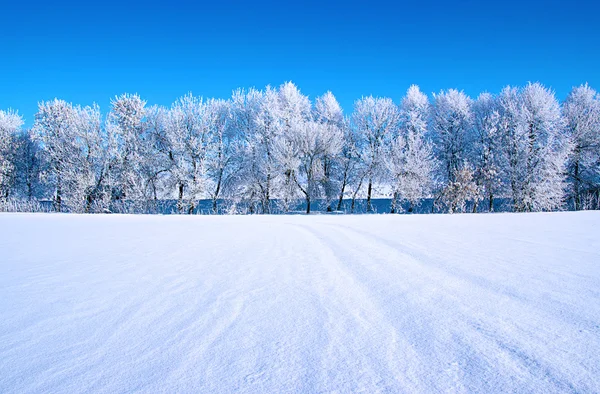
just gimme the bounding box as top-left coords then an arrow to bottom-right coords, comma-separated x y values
1,212 -> 599,393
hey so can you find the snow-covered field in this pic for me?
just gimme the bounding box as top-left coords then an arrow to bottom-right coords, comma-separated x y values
1,212 -> 599,393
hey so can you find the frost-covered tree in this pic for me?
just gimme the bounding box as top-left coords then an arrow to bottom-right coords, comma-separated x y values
13,131 -> 44,200
71,104 -> 110,212
563,84 -> 600,210
336,117 -> 362,212
387,86 -> 435,213
276,82 -> 312,212
251,86 -> 282,213
431,89 -> 475,212
471,93 -> 503,212
33,100 -> 80,211
229,87 -> 264,213
497,86 -> 526,211
206,98 -> 236,213
0,110 -> 23,199
33,100 -> 107,212
352,96 -> 399,212
498,84 -> 569,212
314,91 -> 344,211
439,166 -> 479,213
143,105 -> 172,204
107,94 -> 150,209
164,94 -> 216,213
519,83 -> 569,211
291,120 -> 343,213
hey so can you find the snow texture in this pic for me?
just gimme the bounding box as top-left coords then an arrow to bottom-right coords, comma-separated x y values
1,212 -> 599,393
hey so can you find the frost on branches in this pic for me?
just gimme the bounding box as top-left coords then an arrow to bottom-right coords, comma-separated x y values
387,85 -> 435,213
563,84 -> 600,210
0,110 -> 23,199
1,81 -> 598,214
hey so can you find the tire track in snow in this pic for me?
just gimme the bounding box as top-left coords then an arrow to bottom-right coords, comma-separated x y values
289,222 -> 431,393
314,220 -> 596,393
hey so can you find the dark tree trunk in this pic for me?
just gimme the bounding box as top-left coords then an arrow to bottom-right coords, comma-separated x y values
55,185 -> 62,213
336,172 -> 348,211
177,183 -> 184,214
366,179 -> 373,212
265,173 -> 271,214
390,191 -> 398,214
574,158 -> 581,210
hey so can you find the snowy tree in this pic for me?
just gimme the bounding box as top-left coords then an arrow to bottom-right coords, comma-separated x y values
13,131 -> 44,200
0,110 -> 23,199
563,84 -> 600,210
331,117 -> 359,212
229,87 -> 264,213
498,84 -> 569,212
251,86 -> 282,213
276,82 -> 312,212
431,89 -> 474,212
352,96 -> 399,212
71,104 -> 110,212
33,100 -> 107,212
164,94 -> 216,213
143,105 -> 172,204
471,93 -> 503,212
33,99 -> 80,211
291,121 -> 343,213
107,94 -> 150,209
206,98 -> 236,213
519,83 -> 569,211
497,86 -> 527,211
439,166 -> 479,213
387,85 -> 435,213
314,91 -> 345,211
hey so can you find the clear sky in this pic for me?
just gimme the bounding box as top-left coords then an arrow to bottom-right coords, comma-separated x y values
2,0 -> 599,125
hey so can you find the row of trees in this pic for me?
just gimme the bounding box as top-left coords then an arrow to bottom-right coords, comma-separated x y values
1,82 -> 599,214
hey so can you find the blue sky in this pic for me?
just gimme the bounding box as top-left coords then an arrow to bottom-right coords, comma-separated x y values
1,0 -> 599,125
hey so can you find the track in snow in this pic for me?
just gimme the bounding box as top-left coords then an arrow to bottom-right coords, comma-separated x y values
1,212 -> 599,393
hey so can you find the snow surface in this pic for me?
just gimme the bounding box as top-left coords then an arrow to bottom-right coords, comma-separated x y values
1,212 -> 599,393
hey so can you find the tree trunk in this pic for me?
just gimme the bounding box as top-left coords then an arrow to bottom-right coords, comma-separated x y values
213,170 -> 223,214
366,179 -> 373,212
265,173 -> 271,214
306,197 -> 311,214
86,194 -> 93,214
177,183 -> 184,214
574,158 -> 581,210
336,184 -> 345,211
390,191 -> 398,214
336,168 -> 348,211
55,184 -> 62,213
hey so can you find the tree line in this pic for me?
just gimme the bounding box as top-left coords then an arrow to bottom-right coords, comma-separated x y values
0,82 -> 599,214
